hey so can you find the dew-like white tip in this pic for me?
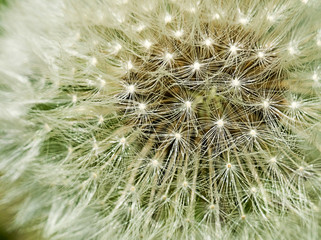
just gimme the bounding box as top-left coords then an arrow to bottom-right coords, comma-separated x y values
226,163 -> 232,169
249,129 -> 257,137
184,100 -> 192,108
229,45 -> 238,54
193,61 -> 201,71
98,115 -> 104,124
142,40 -> 152,49
270,157 -> 277,163
204,38 -> 212,46
312,73 -> 319,82
231,78 -> 240,87
213,13 -> 220,20
151,159 -> 159,167
290,101 -> 299,109
174,30 -> 184,38
239,17 -> 249,25
127,84 -> 135,94
164,14 -> 172,23
257,51 -> 265,59
120,137 -> 126,144
126,61 -> 133,70
262,100 -> 270,108
216,119 -> 224,128
91,57 -> 97,66
288,46 -> 297,55
114,43 -> 122,53
72,95 -> 77,103
174,132 -> 182,140
165,52 -> 173,61
138,103 -> 146,111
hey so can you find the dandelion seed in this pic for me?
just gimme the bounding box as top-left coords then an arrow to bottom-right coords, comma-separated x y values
44,123 -> 51,132
231,77 -> 240,87
290,101 -> 300,109
288,44 -> 298,55
209,204 -> 215,210
93,142 -> 98,151
249,129 -> 257,137
174,132 -> 182,141
174,29 -> 184,38
142,39 -> 152,49
229,44 -> 239,55
262,100 -> 270,109
164,52 -> 173,61
226,163 -> 232,169
164,14 -> 172,24
184,100 -> 192,109
135,24 -> 146,32
126,84 -> 135,94
204,38 -> 212,46
216,119 -> 224,128
182,181 -> 189,187
72,94 -> 77,103
113,42 -> 122,53
151,159 -> 159,167
270,157 -> 277,163
257,51 -> 265,59
192,61 -> 201,71
212,13 -> 220,20
126,61 -> 133,70
161,195 -> 167,201
267,14 -> 276,22
251,187 -> 257,193
119,137 -> 126,145
239,17 -> 249,25
92,172 -> 98,179
138,103 -> 146,112
98,115 -> 104,125
91,57 -> 97,66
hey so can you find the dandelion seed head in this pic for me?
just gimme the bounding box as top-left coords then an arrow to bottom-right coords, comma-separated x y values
2,0 -> 321,239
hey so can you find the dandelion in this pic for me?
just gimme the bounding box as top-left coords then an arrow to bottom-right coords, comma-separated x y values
0,0 -> 321,239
